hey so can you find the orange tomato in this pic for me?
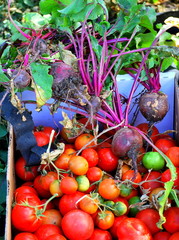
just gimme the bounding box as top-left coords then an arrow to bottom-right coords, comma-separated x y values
68,156 -> 89,175
98,178 -> 120,200
79,194 -> 99,214
75,133 -> 96,150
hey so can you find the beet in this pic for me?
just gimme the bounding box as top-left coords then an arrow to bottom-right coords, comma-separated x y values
112,127 -> 143,179
12,69 -> 31,89
139,91 -> 168,123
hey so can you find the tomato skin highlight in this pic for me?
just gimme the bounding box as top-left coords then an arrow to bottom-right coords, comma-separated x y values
61,209 -> 94,240
117,217 -> 153,240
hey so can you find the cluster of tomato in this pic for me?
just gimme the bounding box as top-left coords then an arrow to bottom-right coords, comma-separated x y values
11,121 -> 179,240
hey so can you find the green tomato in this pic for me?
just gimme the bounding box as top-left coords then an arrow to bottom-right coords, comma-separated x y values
128,196 -> 141,217
142,151 -> 165,170
113,201 -> 128,216
76,175 -> 90,192
119,183 -> 132,198
104,200 -> 115,210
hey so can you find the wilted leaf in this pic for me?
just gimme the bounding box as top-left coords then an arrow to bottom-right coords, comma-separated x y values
30,63 -> 53,108
59,112 -> 73,129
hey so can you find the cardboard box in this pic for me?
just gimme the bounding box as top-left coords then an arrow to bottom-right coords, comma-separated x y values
5,126 -> 15,240
5,71 -> 179,240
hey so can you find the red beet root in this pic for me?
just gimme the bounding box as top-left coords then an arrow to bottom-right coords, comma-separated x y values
139,91 -> 168,123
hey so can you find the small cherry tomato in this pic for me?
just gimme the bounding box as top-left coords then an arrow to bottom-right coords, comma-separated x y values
98,178 -> 120,200
136,208 -> 160,234
86,167 -> 103,182
154,138 -> 176,154
117,217 -> 153,240
61,209 -> 94,240
95,210 -> 115,230
81,148 -> 99,167
75,133 -> 95,150
97,148 -> 118,172
60,176 -> 78,194
15,157 -> 38,181
34,131 -> 49,146
68,155 -> 89,175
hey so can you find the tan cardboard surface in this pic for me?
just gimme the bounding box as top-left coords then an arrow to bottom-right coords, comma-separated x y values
5,126 -> 15,240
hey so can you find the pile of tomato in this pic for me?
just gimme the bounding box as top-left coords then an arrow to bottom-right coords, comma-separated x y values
11,121 -> 179,240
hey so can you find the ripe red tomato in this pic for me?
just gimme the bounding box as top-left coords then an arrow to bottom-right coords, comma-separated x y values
34,224 -> 62,240
165,147 -> 179,167
60,176 -> 78,194
98,178 -> 120,200
153,231 -> 171,240
54,153 -> 72,170
35,126 -> 57,141
97,148 -> 118,172
81,148 -> 99,167
61,209 -> 94,240
168,232 -> 179,240
41,209 -> 62,227
15,192 -> 41,204
88,228 -> 112,240
15,157 -> 38,181
40,171 -> 58,191
14,186 -> 38,199
40,198 -> 55,210
34,131 -> 50,146
136,208 -> 160,234
33,175 -> 51,198
161,168 -> 179,190
11,197 -> 42,232
58,191 -> 85,215
86,167 -> 103,182
122,170 -> 142,187
163,207 -> 179,233
154,138 -> 176,154
14,232 -> 38,240
109,215 -> 127,239
141,171 -> 163,193
117,217 -> 153,240
95,210 -> 115,230
136,123 -> 159,143
45,234 -> 67,240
